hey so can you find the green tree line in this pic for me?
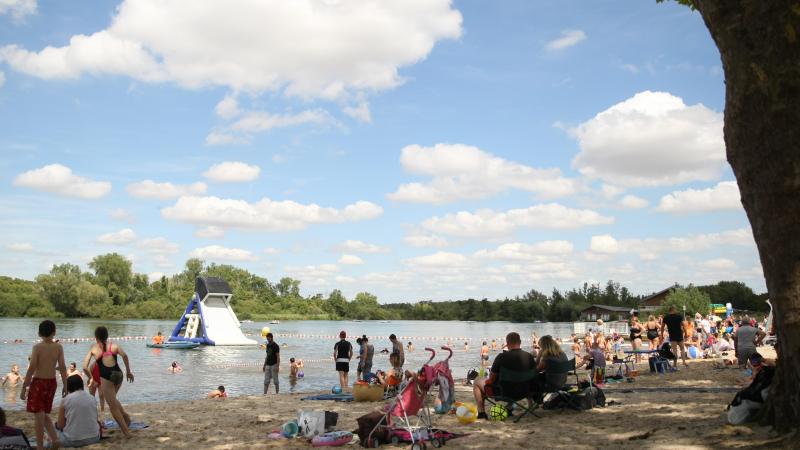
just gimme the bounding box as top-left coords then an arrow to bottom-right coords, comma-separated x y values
0,253 -> 768,321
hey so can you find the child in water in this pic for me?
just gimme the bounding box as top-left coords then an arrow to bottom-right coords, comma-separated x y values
207,385 -> 226,398
1,365 -> 21,387
168,361 -> 183,373
289,358 -> 304,379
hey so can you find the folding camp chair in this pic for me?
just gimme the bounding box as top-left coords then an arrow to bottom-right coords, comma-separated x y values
530,358 -> 577,415
485,368 -> 539,423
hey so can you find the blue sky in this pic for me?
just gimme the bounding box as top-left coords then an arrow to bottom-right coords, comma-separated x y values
0,0 -> 763,301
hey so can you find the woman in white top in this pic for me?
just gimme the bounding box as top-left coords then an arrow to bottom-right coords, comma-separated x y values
57,375 -> 100,447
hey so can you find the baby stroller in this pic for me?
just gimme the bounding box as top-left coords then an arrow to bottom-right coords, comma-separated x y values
365,347 -> 454,450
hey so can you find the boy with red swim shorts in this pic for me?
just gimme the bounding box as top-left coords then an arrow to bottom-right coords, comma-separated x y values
21,320 -> 68,450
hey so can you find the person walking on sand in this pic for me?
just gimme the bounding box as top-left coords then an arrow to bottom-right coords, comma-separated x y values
262,332 -> 280,394
389,334 -> 404,368
21,320 -> 68,450
333,331 -> 353,390
82,326 -> 134,439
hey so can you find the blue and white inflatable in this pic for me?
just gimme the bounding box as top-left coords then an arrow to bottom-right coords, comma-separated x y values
170,277 -> 256,346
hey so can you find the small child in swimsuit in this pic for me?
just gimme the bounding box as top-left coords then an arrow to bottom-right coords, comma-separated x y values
21,320 -> 68,450
207,385 -> 226,399
289,358 -> 304,379
1,365 -> 21,387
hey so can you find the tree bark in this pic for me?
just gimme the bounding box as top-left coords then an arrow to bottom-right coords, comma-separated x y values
692,0 -> 800,432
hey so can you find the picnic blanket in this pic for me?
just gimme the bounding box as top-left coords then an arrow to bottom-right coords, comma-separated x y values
300,393 -> 354,402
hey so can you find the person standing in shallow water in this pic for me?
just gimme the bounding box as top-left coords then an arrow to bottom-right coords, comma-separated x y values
262,332 -> 280,394
333,331 -> 352,390
389,334 -> 404,368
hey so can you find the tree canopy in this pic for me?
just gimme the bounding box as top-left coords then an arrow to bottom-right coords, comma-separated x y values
0,254 -> 767,322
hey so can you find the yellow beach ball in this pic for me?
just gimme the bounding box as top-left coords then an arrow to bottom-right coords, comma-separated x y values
455,403 -> 477,425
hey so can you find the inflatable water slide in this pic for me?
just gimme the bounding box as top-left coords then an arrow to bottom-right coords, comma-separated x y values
169,276 -> 256,346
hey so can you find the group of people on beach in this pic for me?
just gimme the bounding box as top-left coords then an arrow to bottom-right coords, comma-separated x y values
1,321 -> 134,449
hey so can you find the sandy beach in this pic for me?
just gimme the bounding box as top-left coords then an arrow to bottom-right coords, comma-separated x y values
6,346 -> 789,449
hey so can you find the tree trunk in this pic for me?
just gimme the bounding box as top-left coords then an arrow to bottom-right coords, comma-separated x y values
691,0 -> 800,432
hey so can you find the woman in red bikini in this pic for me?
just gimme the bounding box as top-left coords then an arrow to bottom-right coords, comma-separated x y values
82,327 -> 134,438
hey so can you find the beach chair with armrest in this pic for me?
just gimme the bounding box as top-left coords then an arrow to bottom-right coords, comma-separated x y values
485,367 -> 539,423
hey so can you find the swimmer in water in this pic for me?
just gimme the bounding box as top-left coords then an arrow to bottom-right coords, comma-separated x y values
66,362 -> 81,378
169,361 -> 183,373
1,364 -> 21,387
207,385 -> 226,399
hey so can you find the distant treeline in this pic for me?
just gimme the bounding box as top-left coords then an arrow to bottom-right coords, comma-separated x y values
0,253 -> 769,322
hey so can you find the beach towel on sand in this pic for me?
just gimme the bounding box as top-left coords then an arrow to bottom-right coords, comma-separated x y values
102,419 -> 149,430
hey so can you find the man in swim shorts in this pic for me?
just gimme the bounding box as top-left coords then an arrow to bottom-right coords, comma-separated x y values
262,332 -> 280,394
333,331 -> 352,390
389,334 -> 404,368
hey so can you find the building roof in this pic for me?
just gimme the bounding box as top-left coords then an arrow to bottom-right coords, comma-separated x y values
581,304 -> 632,313
639,287 -> 673,304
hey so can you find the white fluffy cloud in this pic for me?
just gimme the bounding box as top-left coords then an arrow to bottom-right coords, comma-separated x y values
338,254 -> 364,265
194,226 -> 225,239
96,228 -> 137,245
214,95 -> 240,120
161,196 -> 383,232
0,0 -> 461,99
702,258 -> 737,270
125,180 -> 207,200
619,195 -> 649,209
589,228 -> 754,259
404,251 -> 473,268
6,242 -> 33,252
474,241 -> 574,261
203,161 -> 261,183
570,91 -> 726,187
13,164 -> 111,199
0,70 -> 4,88
0,0 -> 36,21
334,240 -> 389,254
147,272 -> 165,282
343,102 -> 372,123
421,203 -> 613,238
189,245 -> 257,262
207,108 -> 337,145
137,237 -> 179,254
284,264 -> 339,286
388,144 -> 578,204
545,29 -> 586,51
589,235 -> 620,254
657,181 -> 741,213
403,231 -> 449,248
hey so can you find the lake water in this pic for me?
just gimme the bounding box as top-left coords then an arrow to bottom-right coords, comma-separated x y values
0,318 -> 595,409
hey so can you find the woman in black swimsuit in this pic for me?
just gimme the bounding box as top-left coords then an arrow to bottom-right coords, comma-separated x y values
82,326 -> 134,438
629,316 -> 643,363
645,315 -> 661,351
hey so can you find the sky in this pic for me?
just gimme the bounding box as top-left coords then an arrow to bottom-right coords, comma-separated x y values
0,0 -> 765,302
